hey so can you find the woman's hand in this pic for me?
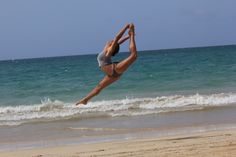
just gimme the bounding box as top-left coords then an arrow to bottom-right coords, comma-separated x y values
125,23 -> 130,29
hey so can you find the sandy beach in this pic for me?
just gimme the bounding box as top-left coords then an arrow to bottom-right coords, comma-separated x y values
1,129 -> 235,157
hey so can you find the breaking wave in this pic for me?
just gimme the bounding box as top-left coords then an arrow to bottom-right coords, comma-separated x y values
1,93 -> 236,126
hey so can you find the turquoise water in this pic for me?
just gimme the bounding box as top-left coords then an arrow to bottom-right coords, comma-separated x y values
0,45 -> 236,126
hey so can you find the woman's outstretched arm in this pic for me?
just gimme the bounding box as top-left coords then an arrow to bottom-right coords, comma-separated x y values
106,24 -> 130,57
114,24 -> 130,42
118,35 -> 130,45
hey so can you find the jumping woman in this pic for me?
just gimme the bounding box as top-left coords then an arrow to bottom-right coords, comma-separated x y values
76,23 -> 137,105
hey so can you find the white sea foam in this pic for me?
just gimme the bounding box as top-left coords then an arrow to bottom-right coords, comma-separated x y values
0,93 -> 236,126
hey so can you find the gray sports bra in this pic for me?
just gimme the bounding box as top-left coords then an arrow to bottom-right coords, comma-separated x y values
97,51 -> 112,67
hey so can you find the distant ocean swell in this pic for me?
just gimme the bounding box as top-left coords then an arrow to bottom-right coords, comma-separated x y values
1,92 -> 236,126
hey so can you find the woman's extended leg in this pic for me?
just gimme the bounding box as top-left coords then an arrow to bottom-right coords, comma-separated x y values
76,75 -> 120,105
115,26 -> 137,74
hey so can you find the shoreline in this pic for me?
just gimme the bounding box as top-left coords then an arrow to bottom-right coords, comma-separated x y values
1,106 -> 236,152
1,128 -> 236,157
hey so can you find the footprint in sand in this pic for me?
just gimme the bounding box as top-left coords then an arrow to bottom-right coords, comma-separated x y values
32,155 -> 43,157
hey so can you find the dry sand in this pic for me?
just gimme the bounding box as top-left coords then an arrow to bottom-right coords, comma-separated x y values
1,129 -> 236,157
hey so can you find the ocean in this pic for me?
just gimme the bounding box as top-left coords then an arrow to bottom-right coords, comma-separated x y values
0,45 -> 236,150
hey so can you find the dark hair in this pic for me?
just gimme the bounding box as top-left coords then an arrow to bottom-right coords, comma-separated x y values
112,44 -> 120,56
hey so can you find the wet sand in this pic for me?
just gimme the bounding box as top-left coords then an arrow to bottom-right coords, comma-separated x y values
1,129 -> 236,157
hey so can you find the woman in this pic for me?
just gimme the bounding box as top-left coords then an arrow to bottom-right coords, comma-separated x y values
76,23 -> 137,105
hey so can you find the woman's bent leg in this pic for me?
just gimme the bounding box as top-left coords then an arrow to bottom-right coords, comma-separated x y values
116,33 -> 137,74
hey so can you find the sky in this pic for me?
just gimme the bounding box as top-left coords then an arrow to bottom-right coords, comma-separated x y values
0,0 -> 236,60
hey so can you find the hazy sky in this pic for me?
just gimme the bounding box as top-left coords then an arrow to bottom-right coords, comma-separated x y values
0,0 -> 235,60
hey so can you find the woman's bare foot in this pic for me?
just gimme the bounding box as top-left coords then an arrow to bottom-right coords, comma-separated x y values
129,23 -> 135,36
76,98 -> 88,106
130,23 -> 134,30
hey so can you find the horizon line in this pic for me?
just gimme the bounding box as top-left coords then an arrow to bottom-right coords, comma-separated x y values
1,44 -> 235,62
